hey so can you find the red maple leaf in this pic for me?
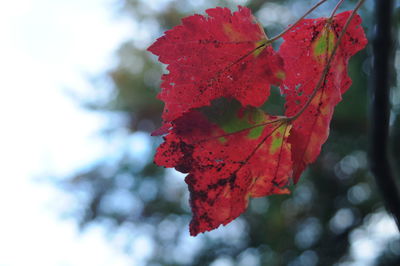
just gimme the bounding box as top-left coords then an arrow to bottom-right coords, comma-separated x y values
155,100 -> 291,235
148,6 -> 284,124
149,6 -> 367,235
279,11 -> 368,182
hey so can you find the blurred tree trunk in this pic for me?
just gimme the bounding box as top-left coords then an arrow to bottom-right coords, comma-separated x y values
370,0 -> 400,230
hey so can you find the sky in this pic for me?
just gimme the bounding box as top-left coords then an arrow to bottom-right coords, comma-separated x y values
0,0 -> 139,265
0,0 -> 398,265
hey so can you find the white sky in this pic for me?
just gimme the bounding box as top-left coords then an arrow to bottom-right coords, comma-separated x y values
0,0 -> 139,265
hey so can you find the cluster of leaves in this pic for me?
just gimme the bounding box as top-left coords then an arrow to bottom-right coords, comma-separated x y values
148,5 -> 367,235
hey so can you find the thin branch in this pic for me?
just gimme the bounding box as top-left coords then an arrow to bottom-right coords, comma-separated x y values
267,0 -> 329,43
329,0 -> 346,19
370,0 -> 400,230
195,117 -> 288,144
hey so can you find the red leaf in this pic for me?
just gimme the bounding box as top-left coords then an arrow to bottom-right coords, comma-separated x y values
279,11 -> 367,182
154,100 -> 292,235
148,6 -> 284,123
149,6 -> 368,235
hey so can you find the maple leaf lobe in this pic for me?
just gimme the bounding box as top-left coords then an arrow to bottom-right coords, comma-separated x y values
154,100 -> 292,235
148,6 -> 283,123
280,11 -> 367,182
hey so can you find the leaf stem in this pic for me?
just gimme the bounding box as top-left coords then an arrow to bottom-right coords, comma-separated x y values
329,0 -> 346,20
196,116 -> 288,144
288,0 -> 366,122
267,0 -> 329,44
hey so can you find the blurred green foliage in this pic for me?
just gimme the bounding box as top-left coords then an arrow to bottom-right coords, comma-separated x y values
61,0 -> 400,265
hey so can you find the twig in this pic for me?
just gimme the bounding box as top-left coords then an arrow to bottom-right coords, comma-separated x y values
329,0 -> 346,19
267,0 -> 329,43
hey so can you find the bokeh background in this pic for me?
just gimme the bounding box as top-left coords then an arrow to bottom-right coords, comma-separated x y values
1,0 -> 400,265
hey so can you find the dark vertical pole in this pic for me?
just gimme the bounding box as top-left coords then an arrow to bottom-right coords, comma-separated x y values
370,0 -> 400,230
